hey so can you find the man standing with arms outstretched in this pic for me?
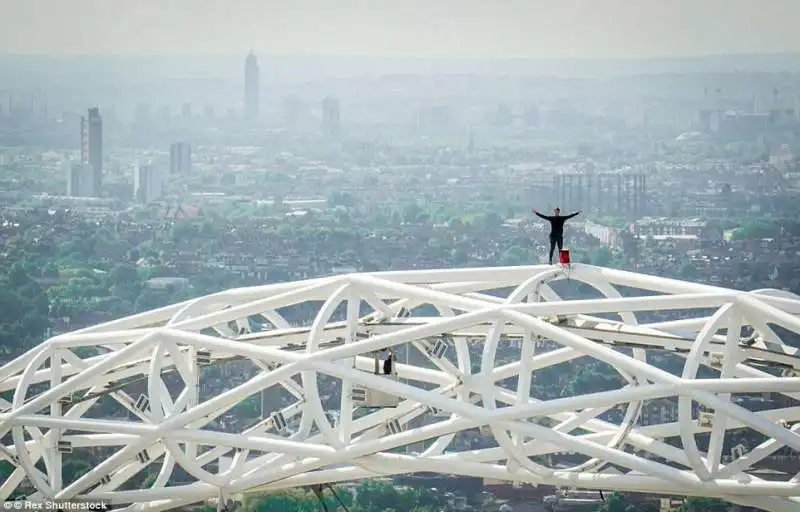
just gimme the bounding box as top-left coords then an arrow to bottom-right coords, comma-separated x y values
533,207 -> 581,264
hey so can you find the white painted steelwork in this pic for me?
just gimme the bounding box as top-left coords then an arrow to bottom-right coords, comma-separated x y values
1,264 -> 800,511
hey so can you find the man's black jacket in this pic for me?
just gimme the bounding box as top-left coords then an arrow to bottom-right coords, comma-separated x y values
535,211 -> 580,236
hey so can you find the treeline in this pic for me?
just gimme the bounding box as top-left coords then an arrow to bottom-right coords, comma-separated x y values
197,480 -> 450,512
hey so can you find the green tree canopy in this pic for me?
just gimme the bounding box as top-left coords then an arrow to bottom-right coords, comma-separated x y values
590,247 -> 614,267
732,218 -> 779,241
681,497 -> 729,512
500,245 -> 528,266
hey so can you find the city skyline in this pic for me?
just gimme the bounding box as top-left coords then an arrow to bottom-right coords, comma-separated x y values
2,0 -> 800,59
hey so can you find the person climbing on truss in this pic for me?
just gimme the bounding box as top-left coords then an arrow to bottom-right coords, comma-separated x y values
532,207 -> 581,265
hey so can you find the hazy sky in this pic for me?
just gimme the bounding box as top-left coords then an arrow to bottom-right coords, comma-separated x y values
2,0 -> 800,58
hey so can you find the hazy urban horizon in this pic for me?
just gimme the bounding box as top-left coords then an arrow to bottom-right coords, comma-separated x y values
3,51 -> 800,60
2,52 -> 800,90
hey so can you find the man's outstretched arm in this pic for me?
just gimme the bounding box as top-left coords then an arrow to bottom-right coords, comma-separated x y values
532,209 -> 553,221
565,211 -> 582,220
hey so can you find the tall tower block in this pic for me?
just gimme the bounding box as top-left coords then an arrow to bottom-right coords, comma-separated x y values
321,96 -> 340,138
244,52 -> 260,122
80,107 -> 103,195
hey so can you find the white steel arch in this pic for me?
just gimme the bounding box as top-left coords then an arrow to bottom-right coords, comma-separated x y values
2,264 -> 800,511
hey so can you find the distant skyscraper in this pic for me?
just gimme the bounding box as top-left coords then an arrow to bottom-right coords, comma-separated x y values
244,52 -> 260,121
134,163 -> 163,204
524,104 -> 540,127
170,142 -> 192,175
67,163 -> 94,197
80,107 -> 103,195
321,96 -> 340,138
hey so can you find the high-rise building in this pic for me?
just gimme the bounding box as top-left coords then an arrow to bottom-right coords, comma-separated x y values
244,52 -> 260,121
80,107 -> 103,194
67,163 -> 95,197
134,163 -> 163,204
170,142 -> 192,175
321,96 -> 340,138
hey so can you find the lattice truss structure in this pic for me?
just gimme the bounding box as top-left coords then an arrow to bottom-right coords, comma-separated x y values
2,264 -> 800,511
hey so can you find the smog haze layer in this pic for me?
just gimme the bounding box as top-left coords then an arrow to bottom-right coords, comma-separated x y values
2,0 -> 800,58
